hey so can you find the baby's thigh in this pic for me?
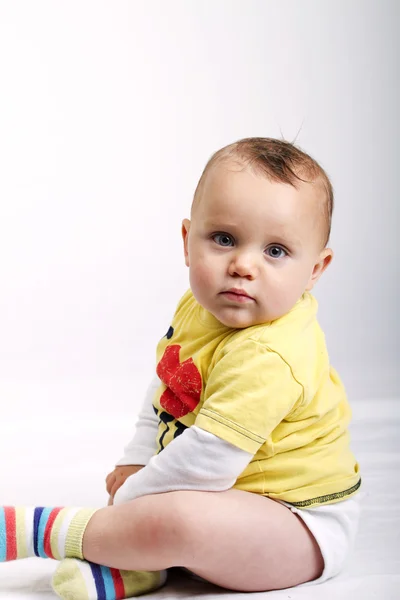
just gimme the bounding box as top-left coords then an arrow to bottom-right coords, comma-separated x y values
174,489 -> 323,592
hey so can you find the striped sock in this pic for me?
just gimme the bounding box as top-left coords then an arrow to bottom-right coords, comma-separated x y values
53,559 -> 168,600
0,506 -> 97,561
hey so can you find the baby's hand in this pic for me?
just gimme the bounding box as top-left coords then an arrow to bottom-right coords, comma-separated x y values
106,465 -> 144,505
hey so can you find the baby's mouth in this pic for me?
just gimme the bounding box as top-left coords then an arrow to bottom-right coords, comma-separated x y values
220,289 -> 255,303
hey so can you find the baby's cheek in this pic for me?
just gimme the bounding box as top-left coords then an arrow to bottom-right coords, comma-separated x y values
263,273 -> 291,311
189,260 -> 216,300
274,272 -> 304,310
194,257 -> 215,285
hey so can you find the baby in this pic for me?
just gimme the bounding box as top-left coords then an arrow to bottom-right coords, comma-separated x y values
0,138 -> 361,600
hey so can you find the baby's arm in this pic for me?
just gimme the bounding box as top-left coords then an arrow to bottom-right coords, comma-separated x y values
114,340 -> 302,505
109,375 -> 252,505
115,375 -> 160,466
113,425 -> 252,505
106,376 -> 160,502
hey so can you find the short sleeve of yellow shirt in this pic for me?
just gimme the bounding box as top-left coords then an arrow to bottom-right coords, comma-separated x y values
195,340 -> 304,454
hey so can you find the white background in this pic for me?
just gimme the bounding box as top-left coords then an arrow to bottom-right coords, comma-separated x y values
0,0 -> 398,426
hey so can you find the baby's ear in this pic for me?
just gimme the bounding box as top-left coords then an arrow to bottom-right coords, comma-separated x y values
306,248 -> 333,291
181,219 -> 191,267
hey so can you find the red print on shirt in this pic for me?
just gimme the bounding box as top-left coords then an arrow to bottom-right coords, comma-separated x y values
156,344 -> 202,418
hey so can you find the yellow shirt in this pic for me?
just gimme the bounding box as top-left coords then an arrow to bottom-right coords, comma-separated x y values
153,290 -> 361,507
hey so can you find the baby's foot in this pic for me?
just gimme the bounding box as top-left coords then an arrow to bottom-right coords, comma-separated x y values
53,558 -> 167,600
0,506 -> 96,561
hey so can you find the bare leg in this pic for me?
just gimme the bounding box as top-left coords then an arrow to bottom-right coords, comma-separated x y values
83,489 -> 323,592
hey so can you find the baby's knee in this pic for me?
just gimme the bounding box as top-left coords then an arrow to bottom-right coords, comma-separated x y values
134,491 -> 195,558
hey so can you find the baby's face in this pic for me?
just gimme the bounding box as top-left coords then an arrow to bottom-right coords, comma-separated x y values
182,161 -> 332,328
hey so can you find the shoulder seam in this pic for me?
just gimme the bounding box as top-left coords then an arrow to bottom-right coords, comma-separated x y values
246,340 -> 305,409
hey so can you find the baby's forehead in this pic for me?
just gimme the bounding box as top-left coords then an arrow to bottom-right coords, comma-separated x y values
197,162 -> 328,245
207,161 -> 323,209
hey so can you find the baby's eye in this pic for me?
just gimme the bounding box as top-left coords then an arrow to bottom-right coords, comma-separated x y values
265,245 -> 287,259
212,233 -> 234,247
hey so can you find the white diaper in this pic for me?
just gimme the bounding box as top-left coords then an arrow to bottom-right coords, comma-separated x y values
281,494 -> 362,585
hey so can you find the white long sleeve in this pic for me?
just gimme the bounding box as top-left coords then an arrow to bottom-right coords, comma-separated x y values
113,425 -> 253,505
115,376 -> 160,466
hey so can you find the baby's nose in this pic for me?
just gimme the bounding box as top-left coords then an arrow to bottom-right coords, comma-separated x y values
228,253 -> 259,279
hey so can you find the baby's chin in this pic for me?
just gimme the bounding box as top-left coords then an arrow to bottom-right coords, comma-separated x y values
214,308 -> 271,329
215,305 -> 293,328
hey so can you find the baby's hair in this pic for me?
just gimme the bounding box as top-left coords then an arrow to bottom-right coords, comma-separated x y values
192,137 -> 334,247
